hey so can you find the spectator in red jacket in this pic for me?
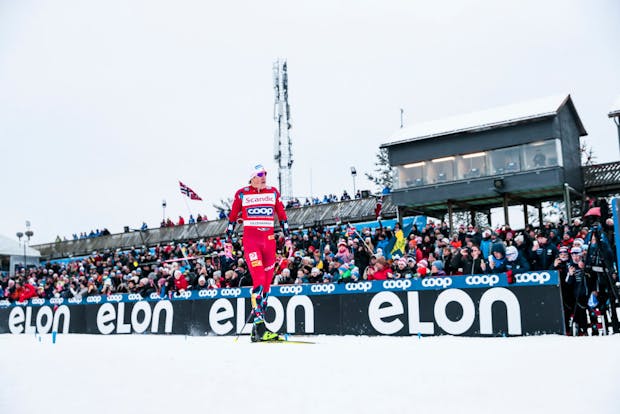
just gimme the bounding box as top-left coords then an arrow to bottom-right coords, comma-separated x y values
172,264 -> 188,292
19,282 -> 37,302
367,257 -> 392,280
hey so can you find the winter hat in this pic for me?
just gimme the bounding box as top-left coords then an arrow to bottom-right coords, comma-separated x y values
482,229 -> 492,238
570,246 -> 582,255
491,242 -> 506,255
514,235 -> 524,244
505,246 -> 518,261
431,260 -> 444,271
198,276 -> 206,284
418,259 -> 428,268
249,164 -> 267,179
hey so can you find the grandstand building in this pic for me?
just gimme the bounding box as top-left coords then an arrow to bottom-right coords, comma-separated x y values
382,94 -> 587,230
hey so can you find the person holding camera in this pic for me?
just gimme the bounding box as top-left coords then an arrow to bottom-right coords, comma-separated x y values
450,247 -> 472,275
467,245 -> 487,275
530,231 -> 558,270
226,164 -> 290,342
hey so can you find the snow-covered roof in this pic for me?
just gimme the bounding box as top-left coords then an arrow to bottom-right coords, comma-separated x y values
609,95 -> 620,118
0,234 -> 41,257
382,94 -> 586,147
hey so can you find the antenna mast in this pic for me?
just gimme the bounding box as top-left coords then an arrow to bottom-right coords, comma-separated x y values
273,59 -> 293,200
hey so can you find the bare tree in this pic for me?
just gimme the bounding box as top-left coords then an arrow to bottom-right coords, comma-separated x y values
580,141 -> 596,166
212,197 -> 233,215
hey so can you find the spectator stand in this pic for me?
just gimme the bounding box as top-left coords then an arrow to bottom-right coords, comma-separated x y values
32,195 -> 400,260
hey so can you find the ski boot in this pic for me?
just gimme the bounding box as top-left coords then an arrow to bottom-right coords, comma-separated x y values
249,286 -> 281,342
250,320 -> 281,342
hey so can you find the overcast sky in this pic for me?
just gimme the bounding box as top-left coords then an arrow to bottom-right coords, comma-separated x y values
1,0 -> 619,244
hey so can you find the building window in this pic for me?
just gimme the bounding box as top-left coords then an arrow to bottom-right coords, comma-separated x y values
396,162 -> 426,188
429,156 -> 455,184
489,147 -> 521,175
457,152 -> 487,180
521,139 -> 562,170
394,139 -> 562,189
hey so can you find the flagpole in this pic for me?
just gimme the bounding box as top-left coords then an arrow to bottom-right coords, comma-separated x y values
182,196 -> 202,240
179,181 -> 205,240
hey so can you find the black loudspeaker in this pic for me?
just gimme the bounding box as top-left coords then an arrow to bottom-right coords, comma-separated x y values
361,190 -> 371,198
124,226 -> 130,233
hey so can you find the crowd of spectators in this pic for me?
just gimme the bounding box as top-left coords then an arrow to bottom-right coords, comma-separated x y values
286,190 -> 363,208
54,228 -> 112,242
160,214 -> 209,228
4,197 -> 618,334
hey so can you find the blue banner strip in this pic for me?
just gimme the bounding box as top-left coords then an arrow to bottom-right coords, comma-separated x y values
0,271 -> 559,308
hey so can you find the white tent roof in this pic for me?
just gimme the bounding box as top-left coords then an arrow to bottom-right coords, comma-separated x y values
383,94 -> 586,147
608,95 -> 620,118
0,233 -> 41,257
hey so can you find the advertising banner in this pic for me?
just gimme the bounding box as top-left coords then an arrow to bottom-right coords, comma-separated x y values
0,272 -> 565,336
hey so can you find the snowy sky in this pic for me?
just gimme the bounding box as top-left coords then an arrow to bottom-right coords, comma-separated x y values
1,0 -> 619,244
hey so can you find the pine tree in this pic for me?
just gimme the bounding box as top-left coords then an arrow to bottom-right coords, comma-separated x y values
365,148 -> 394,193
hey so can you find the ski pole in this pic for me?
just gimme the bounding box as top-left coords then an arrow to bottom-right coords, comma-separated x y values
234,307 -> 254,342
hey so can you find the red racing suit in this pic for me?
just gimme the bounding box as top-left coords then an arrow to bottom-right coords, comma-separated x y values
228,185 -> 288,292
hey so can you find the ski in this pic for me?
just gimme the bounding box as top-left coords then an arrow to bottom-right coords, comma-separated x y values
257,339 -> 315,344
253,334 -> 315,344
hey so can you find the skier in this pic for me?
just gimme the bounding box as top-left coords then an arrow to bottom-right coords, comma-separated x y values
227,164 -> 290,342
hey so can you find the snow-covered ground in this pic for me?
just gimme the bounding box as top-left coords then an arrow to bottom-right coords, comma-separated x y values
1,334 -> 618,414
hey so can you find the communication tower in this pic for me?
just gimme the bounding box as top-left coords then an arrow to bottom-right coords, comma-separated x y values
273,59 -> 293,200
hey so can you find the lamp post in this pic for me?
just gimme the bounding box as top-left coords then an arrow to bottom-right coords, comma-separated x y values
16,221 -> 34,272
162,199 -> 167,224
350,166 -> 357,196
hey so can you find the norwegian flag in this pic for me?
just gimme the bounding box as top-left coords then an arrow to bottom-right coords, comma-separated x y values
179,181 -> 203,201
